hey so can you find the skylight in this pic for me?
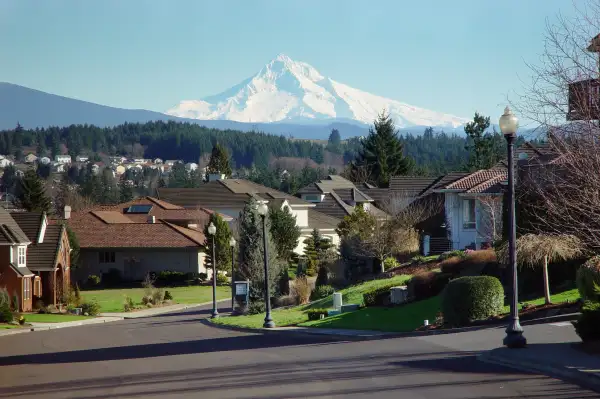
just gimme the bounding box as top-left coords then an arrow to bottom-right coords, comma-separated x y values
126,205 -> 153,214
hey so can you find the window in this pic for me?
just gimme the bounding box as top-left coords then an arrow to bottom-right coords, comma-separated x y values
17,246 -> 26,266
302,194 -> 321,203
23,278 -> 30,300
99,251 -> 116,263
463,199 -> 476,229
125,205 -> 153,214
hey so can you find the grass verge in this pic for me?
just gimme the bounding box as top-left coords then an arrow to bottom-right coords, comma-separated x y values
22,313 -> 95,323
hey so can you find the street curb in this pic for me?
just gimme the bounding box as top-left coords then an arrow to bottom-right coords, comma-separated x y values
0,328 -> 31,337
29,317 -> 124,331
477,351 -> 600,393
202,312 -> 581,341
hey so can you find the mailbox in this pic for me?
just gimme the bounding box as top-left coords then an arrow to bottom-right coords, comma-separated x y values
234,280 -> 250,308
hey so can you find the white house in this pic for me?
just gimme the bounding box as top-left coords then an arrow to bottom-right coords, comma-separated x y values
76,155 -> 89,163
0,158 -> 13,168
39,157 -> 51,165
55,155 -> 72,164
52,162 -> 66,173
184,162 -> 198,172
24,153 -> 38,164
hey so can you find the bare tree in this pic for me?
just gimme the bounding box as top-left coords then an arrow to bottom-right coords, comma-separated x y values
477,196 -> 504,245
512,1 -> 600,249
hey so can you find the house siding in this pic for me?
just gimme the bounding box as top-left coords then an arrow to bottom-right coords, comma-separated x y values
445,193 -> 502,250
75,248 -> 205,282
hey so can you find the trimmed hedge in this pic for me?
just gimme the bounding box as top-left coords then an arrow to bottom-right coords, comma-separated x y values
307,309 -> 329,321
311,285 -> 335,301
363,282 -> 405,307
577,256 -> 600,301
442,276 -> 504,327
573,301 -> 600,342
407,272 -> 452,301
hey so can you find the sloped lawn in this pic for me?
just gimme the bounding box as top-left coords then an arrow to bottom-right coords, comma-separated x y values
82,285 -> 231,313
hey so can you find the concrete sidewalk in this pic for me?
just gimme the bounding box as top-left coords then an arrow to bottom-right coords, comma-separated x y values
479,338 -> 600,392
28,316 -> 124,331
99,298 -> 228,319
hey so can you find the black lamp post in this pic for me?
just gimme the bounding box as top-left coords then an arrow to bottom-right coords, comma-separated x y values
257,202 -> 275,328
229,236 -> 236,311
499,106 -> 526,348
208,222 -> 219,319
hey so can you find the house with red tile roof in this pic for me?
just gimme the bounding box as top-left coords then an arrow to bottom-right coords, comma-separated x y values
66,197 -> 218,283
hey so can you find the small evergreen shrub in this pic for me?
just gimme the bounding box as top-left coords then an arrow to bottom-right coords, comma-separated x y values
0,288 -> 9,308
577,256 -> 600,301
573,301 -> 600,342
164,290 -> 173,301
311,285 -> 334,301
442,276 -> 504,327
156,271 -> 187,286
80,301 -> 101,316
247,301 -> 266,315
407,272 -> 451,301
315,265 -> 329,287
87,275 -> 101,287
215,273 -> 229,286
307,309 -> 329,321
278,268 -> 290,296
383,257 -> 400,270
0,303 -> 13,323
197,272 -> 208,282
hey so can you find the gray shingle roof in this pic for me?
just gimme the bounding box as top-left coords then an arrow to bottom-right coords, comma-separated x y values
27,225 -> 64,271
0,208 -> 30,244
307,210 -> 340,230
10,212 -> 44,242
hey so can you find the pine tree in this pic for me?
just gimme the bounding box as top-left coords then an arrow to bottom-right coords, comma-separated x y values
464,112 -> 504,171
352,111 -> 414,187
269,205 -> 300,263
326,129 -> 342,154
336,205 -> 376,241
206,144 -> 232,179
119,182 -> 134,203
302,229 -> 333,276
237,198 -> 283,303
19,168 -> 52,213
203,212 -> 233,273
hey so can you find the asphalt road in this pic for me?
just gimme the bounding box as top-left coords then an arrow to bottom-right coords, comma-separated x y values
0,305 -> 597,399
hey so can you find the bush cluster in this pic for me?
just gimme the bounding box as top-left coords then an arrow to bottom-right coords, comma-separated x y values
215,273 -> 229,286
573,301 -> 600,342
442,276 -> 504,327
306,309 -> 329,321
0,303 -> 12,323
363,282 -> 407,307
311,285 -> 334,301
87,275 -> 101,287
80,301 -> 101,316
156,271 -> 188,286
576,256 -> 600,301
407,272 -> 451,301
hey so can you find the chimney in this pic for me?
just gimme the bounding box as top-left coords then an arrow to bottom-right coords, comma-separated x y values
147,216 -> 156,224
64,205 -> 71,220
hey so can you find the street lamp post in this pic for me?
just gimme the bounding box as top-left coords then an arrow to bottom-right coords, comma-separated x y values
207,222 -> 219,319
499,106 -> 526,349
229,236 -> 236,311
257,202 -> 275,328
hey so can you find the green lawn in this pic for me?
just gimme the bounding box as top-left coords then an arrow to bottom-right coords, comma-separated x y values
82,285 -> 231,313
212,275 -> 412,329
0,324 -> 20,329
502,288 -> 580,313
22,313 -> 95,323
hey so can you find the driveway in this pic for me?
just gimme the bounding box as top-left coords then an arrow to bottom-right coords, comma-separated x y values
0,305 -> 595,398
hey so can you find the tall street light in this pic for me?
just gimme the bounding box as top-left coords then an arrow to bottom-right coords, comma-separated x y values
257,202 -> 275,328
207,221 -> 219,319
229,236 -> 236,311
499,106 -> 526,348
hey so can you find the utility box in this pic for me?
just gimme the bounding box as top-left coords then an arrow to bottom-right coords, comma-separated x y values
333,292 -> 343,310
234,280 -> 250,308
390,286 -> 409,304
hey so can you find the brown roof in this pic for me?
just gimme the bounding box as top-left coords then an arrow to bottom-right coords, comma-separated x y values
91,211 -> 133,224
10,212 -> 44,242
389,176 -> 442,195
443,169 -> 507,191
307,210 -> 340,230
27,225 -> 65,271
465,174 -> 507,194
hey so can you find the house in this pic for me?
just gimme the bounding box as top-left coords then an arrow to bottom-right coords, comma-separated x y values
52,162 -> 66,173
11,211 -> 71,307
24,153 -> 38,164
76,155 -> 89,163
297,175 -> 389,220
109,156 -> 127,165
0,208 -> 40,312
54,155 -> 72,164
39,157 -> 51,165
66,197 -> 220,283
165,160 -> 182,166
154,158 -> 163,164
0,158 -> 14,168
157,179 -> 342,254
185,162 -> 198,172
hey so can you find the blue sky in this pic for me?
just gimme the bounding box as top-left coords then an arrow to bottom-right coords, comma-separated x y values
0,0 -> 578,126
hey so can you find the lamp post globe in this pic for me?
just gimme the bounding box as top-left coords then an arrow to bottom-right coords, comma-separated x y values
229,236 -> 236,310
500,106 -> 526,348
257,202 -> 269,216
208,222 -> 219,319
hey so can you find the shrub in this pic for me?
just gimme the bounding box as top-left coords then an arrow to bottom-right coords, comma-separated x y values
306,259 -> 318,277
151,289 -> 164,305
315,265 -> 329,287
291,276 -> 311,305
215,273 -> 229,286
440,250 -> 497,277
439,257 -> 463,276
156,271 -> 188,286
18,315 -> 25,325
80,301 -> 101,316
442,276 -> 504,327
407,272 -> 452,301
247,301 -> 265,315
0,288 -> 9,308
33,299 -> 44,311
87,274 -> 101,287
411,255 -> 427,264
573,301 -> 600,342
197,272 -> 208,282
164,290 -> 173,301
383,257 -> 400,271
311,285 -> 335,301
0,303 -> 13,323
123,295 -> 135,312
307,308 -> 329,321
577,256 -> 600,301
278,268 -> 290,296
440,250 -> 466,260
142,295 -> 153,305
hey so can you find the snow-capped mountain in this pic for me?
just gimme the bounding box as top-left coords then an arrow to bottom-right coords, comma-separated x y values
166,54 -> 469,129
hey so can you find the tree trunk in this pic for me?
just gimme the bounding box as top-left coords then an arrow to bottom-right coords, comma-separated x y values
543,255 -> 552,305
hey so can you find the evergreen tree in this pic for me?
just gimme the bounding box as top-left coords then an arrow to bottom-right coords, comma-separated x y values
203,212 -> 233,273
205,144 -> 232,179
464,112 -> 504,171
19,168 -> 52,213
237,198 -> 283,303
168,163 -> 189,188
352,111 -> 414,187
1,165 -> 18,194
119,182 -> 134,203
302,228 -> 333,276
326,129 -> 342,154
269,205 -> 300,263
336,205 -> 376,241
